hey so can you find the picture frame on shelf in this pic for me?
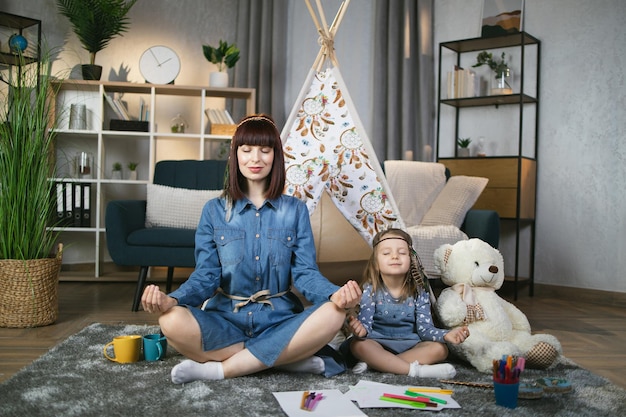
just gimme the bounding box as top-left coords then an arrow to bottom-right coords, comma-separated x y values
481,0 -> 524,38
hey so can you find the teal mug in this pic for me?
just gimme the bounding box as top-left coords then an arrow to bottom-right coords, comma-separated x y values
143,334 -> 167,361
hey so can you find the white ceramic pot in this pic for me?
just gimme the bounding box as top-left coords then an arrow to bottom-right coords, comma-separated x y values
209,71 -> 229,88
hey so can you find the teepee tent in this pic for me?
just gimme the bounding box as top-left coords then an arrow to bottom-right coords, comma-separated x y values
282,0 -> 404,246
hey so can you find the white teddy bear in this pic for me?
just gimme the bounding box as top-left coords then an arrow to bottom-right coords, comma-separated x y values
433,238 -> 562,373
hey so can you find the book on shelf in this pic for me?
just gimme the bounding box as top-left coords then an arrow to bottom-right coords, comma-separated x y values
104,93 -> 123,120
205,108 -> 235,125
138,97 -> 150,122
204,108 -> 237,135
446,67 -> 479,99
113,94 -> 131,121
103,93 -> 131,121
73,182 -> 82,227
52,181 -> 92,227
64,181 -> 73,226
54,182 -> 65,226
82,183 -> 91,227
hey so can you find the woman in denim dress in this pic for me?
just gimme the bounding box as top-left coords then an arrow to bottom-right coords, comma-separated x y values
342,228 -> 469,378
141,115 -> 361,383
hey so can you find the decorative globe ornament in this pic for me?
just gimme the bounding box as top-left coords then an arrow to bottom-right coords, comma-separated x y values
8,34 -> 28,53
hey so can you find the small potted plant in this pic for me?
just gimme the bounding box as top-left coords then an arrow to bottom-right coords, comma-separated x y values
56,0 -> 138,80
112,162 -> 122,179
457,137 -> 472,157
202,39 -> 240,87
473,51 -> 512,95
127,162 -> 138,180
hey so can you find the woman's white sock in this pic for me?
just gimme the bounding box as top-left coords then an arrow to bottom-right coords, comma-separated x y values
352,361 -> 368,374
408,361 -> 456,379
277,356 -> 325,374
171,360 -> 224,384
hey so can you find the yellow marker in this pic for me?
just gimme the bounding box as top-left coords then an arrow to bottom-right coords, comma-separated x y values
407,387 -> 454,395
300,391 -> 309,410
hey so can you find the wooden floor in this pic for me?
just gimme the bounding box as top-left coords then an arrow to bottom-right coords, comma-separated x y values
1,280 -> 625,390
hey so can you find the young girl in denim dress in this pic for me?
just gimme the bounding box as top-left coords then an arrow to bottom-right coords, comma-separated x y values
141,114 -> 361,383
342,228 -> 469,378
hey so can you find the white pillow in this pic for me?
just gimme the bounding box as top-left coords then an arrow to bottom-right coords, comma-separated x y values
406,225 -> 468,278
420,176 -> 488,228
145,184 -> 222,229
384,160 -> 447,226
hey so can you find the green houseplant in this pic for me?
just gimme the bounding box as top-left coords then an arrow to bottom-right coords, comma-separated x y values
127,161 -> 138,180
473,51 -> 512,95
202,39 -> 240,87
56,0 -> 138,80
0,50 -> 64,328
112,161 -> 122,179
457,137 -> 472,157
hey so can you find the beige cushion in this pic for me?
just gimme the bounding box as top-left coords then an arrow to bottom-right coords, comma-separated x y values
145,184 -> 222,229
407,224 -> 468,277
384,160 -> 447,226
420,175 -> 488,228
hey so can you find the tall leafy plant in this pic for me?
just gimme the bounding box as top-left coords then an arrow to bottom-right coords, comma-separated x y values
56,0 -> 137,66
0,50 -> 62,260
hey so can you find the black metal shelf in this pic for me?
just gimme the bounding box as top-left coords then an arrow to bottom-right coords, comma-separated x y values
440,32 -> 540,53
441,93 -> 537,108
436,32 -> 541,301
0,11 -> 41,67
0,52 -> 38,66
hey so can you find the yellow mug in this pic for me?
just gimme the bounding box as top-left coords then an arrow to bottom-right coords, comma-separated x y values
103,335 -> 142,363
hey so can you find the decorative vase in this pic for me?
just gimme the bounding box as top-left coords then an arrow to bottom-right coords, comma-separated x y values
111,170 -> 122,180
128,170 -> 137,181
490,68 -> 513,95
458,148 -> 470,157
209,71 -> 228,88
81,64 -> 102,81
170,113 -> 188,133
75,151 -> 93,179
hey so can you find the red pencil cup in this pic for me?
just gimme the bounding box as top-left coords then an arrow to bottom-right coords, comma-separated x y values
494,381 -> 519,409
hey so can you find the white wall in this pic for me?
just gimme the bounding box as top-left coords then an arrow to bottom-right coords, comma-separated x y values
435,0 -> 626,293
4,0 -> 238,85
4,0 -> 625,293
3,0 -> 373,131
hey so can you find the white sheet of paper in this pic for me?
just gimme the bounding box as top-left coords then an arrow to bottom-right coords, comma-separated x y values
272,389 -> 366,417
344,380 -> 461,410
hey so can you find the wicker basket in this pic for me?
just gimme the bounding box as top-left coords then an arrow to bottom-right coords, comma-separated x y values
0,244 -> 63,328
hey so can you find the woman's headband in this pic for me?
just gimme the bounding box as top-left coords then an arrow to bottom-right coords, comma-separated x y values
237,115 -> 277,129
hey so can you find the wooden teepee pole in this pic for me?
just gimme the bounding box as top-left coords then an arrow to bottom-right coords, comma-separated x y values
305,0 -> 351,72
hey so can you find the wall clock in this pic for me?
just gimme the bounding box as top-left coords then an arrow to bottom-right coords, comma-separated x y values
139,45 -> 181,84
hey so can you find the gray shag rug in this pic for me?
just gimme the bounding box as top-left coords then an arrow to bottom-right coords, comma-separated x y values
0,323 -> 625,417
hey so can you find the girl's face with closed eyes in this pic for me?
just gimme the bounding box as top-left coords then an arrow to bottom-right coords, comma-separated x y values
376,235 -> 411,280
237,144 -> 274,182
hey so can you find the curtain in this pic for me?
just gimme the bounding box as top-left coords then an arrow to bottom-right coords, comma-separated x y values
233,0 -> 289,128
373,0 -> 434,162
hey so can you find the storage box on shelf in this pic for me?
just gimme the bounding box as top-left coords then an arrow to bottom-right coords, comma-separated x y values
51,80 -> 255,278
436,32 -> 540,299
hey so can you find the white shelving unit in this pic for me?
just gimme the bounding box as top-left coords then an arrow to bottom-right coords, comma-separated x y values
51,80 -> 255,277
